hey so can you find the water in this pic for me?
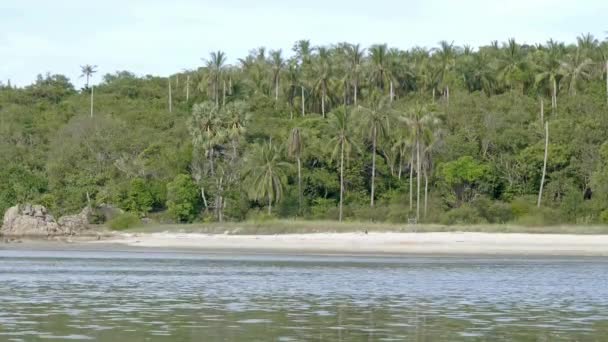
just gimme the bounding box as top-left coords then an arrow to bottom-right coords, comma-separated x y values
1,248 -> 608,341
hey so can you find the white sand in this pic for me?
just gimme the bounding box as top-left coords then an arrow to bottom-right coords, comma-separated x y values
94,232 -> 608,256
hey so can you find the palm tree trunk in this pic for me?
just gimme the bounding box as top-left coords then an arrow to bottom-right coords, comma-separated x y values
390,80 -> 394,102
168,77 -> 172,113
424,168 -> 428,218
605,61 -> 608,106
297,157 -> 302,214
552,78 -> 557,114
370,127 -> 376,207
90,85 -> 94,118
275,76 -> 279,101
398,160 -> 402,180
209,147 -> 215,176
354,80 -> 358,105
416,138 -> 421,221
268,194 -> 272,215
540,98 -> 544,125
214,80 -> 218,107
446,86 -> 450,106
186,75 -> 190,101
339,139 -> 345,222
538,121 -> 549,207
409,150 -> 414,211
322,84 -> 326,118
201,187 -> 208,209
222,80 -> 226,107
301,86 -> 305,116
432,88 -> 435,103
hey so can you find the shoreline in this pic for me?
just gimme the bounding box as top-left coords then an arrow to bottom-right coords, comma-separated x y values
71,231 -> 608,256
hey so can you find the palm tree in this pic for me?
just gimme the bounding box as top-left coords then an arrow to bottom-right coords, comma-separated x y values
535,41 -> 565,114
189,102 -> 224,175
204,51 -> 227,107
80,64 -> 97,117
401,103 -> 438,221
559,49 -> 593,96
224,101 -> 248,161
433,41 -> 456,104
356,92 -> 391,207
345,43 -> 365,105
391,128 -> 412,181
421,124 -> 443,218
311,47 -> 332,117
243,143 -> 291,214
293,40 -> 313,65
329,107 -> 356,222
496,39 -> 527,92
369,44 -> 393,97
270,49 -> 285,101
80,65 -> 97,89
288,127 -> 304,212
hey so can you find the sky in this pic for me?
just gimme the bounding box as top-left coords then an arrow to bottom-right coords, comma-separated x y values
0,0 -> 606,88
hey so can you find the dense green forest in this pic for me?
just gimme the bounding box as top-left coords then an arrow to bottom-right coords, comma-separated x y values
2,35 -> 608,226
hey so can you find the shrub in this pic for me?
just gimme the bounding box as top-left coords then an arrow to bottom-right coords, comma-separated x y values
309,198 -> 337,220
166,174 -> 200,223
108,212 -> 141,230
600,210 -> 608,224
439,206 -> 486,225
516,207 -> 562,226
124,178 -> 154,215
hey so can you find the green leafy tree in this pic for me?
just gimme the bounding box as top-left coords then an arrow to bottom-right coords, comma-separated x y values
439,156 -> 488,207
166,174 -> 200,222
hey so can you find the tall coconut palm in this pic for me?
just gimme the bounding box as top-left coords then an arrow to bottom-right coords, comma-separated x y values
293,40 -> 313,65
496,38 -> 527,92
345,43 -> 365,105
80,64 -> 97,117
369,44 -> 393,97
80,64 -> 97,89
329,107 -> 357,222
288,127 -> 304,212
270,49 -> 285,101
401,103 -> 438,221
311,47 -> 332,117
356,92 -> 391,207
243,142 -> 291,215
204,51 -> 227,107
535,41 -> 565,113
391,128 -> 412,181
559,49 -> 594,96
433,41 -> 456,104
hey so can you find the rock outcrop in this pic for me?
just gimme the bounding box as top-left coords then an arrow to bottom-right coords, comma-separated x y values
2,204 -> 92,236
58,207 -> 92,233
2,204 -> 64,236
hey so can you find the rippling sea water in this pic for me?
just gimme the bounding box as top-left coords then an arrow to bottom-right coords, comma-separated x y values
1,248 -> 607,341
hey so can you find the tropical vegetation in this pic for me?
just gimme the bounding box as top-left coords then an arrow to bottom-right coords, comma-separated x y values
2,34 -> 608,226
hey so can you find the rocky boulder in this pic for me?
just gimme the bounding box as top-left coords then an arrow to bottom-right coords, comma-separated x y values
58,207 -> 92,233
2,204 -> 65,236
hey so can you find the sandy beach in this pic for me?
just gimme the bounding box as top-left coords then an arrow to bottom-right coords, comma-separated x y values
88,232 -> 608,256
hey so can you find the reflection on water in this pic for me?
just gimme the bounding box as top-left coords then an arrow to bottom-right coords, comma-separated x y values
1,250 -> 608,341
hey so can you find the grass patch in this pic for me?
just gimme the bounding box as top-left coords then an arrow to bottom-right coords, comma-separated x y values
108,213 -> 142,230
118,219 -> 608,235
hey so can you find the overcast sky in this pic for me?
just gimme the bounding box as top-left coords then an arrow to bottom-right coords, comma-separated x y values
1,0 -> 606,87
